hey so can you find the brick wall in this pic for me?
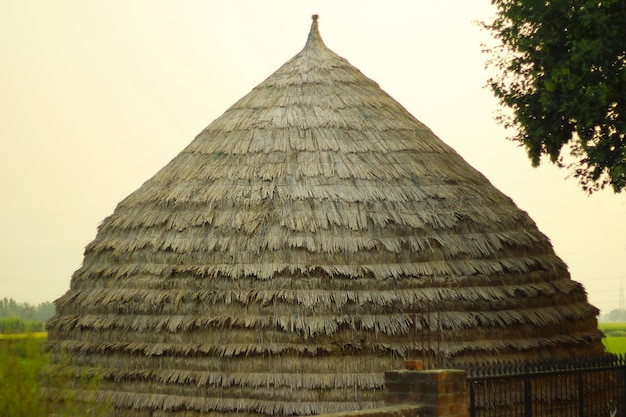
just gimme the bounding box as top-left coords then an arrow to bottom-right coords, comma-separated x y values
384,369 -> 469,417
314,368 -> 469,417
314,405 -> 422,417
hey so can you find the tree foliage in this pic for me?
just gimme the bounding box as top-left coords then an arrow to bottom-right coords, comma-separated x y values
483,0 -> 626,193
0,298 -> 55,322
602,309 -> 626,324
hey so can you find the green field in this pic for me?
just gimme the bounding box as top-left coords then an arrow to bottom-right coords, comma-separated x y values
0,332 -> 47,340
599,322 -> 626,355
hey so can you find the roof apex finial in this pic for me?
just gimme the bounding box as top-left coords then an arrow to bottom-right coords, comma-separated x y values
305,13 -> 325,50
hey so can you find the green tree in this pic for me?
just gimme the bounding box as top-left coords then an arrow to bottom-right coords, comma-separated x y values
33,302 -> 55,322
604,309 -> 626,323
483,0 -> 626,193
0,298 -> 55,322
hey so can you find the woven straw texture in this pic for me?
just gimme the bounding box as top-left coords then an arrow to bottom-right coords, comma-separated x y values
45,16 -> 605,417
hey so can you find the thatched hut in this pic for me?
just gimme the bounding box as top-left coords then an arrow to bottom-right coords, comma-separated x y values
46,15 -> 605,417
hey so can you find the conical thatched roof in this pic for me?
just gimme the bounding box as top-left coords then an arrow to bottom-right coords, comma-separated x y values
46,15 -> 605,417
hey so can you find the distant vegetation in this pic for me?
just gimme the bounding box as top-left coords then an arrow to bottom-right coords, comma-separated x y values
0,317 -> 46,333
599,309 -> 626,323
0,298 -> 55,334
601,322 -> 626,337
0,298 -> 55,322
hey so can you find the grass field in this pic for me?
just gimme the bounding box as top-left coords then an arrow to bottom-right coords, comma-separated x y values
599,322 -> 626,355
0,334 -> 111,416
0,332 -> 47,340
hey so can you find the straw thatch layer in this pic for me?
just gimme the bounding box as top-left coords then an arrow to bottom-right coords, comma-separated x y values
45,16 -> 605,417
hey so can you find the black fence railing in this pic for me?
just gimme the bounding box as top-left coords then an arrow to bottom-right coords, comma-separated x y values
466,355 -> 626,417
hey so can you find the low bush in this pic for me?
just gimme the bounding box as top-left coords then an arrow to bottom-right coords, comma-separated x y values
0,337 -> 49,416
0,336 -> 111,417
0,317 -> 45,333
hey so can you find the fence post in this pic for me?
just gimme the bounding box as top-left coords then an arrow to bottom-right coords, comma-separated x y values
469,382 -> 475,417
578,370 -> 584,417
622,355 -> 626,417
523,360 -> 532,417
524,376 -> 532,417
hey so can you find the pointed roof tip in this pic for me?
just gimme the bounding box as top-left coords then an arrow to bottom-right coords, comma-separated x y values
305,13 -> 325,50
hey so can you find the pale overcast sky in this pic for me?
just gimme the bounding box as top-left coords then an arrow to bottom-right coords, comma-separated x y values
1,1 -> 624,314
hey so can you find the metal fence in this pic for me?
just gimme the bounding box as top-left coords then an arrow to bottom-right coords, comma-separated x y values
466,355 -> 626,417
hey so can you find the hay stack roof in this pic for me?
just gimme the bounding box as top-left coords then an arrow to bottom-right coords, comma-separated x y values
47,15 -> 605,417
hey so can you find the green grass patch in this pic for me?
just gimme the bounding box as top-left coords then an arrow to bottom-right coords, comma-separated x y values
0,332 -> 47,340
0,336 -> 50,416
599,323 -> 626,355
599,322 -> 626,336
603,337 -> 626,355
0,335 -> 112,416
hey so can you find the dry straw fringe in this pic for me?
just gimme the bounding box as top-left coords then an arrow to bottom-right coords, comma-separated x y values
45,16 -> 606,417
